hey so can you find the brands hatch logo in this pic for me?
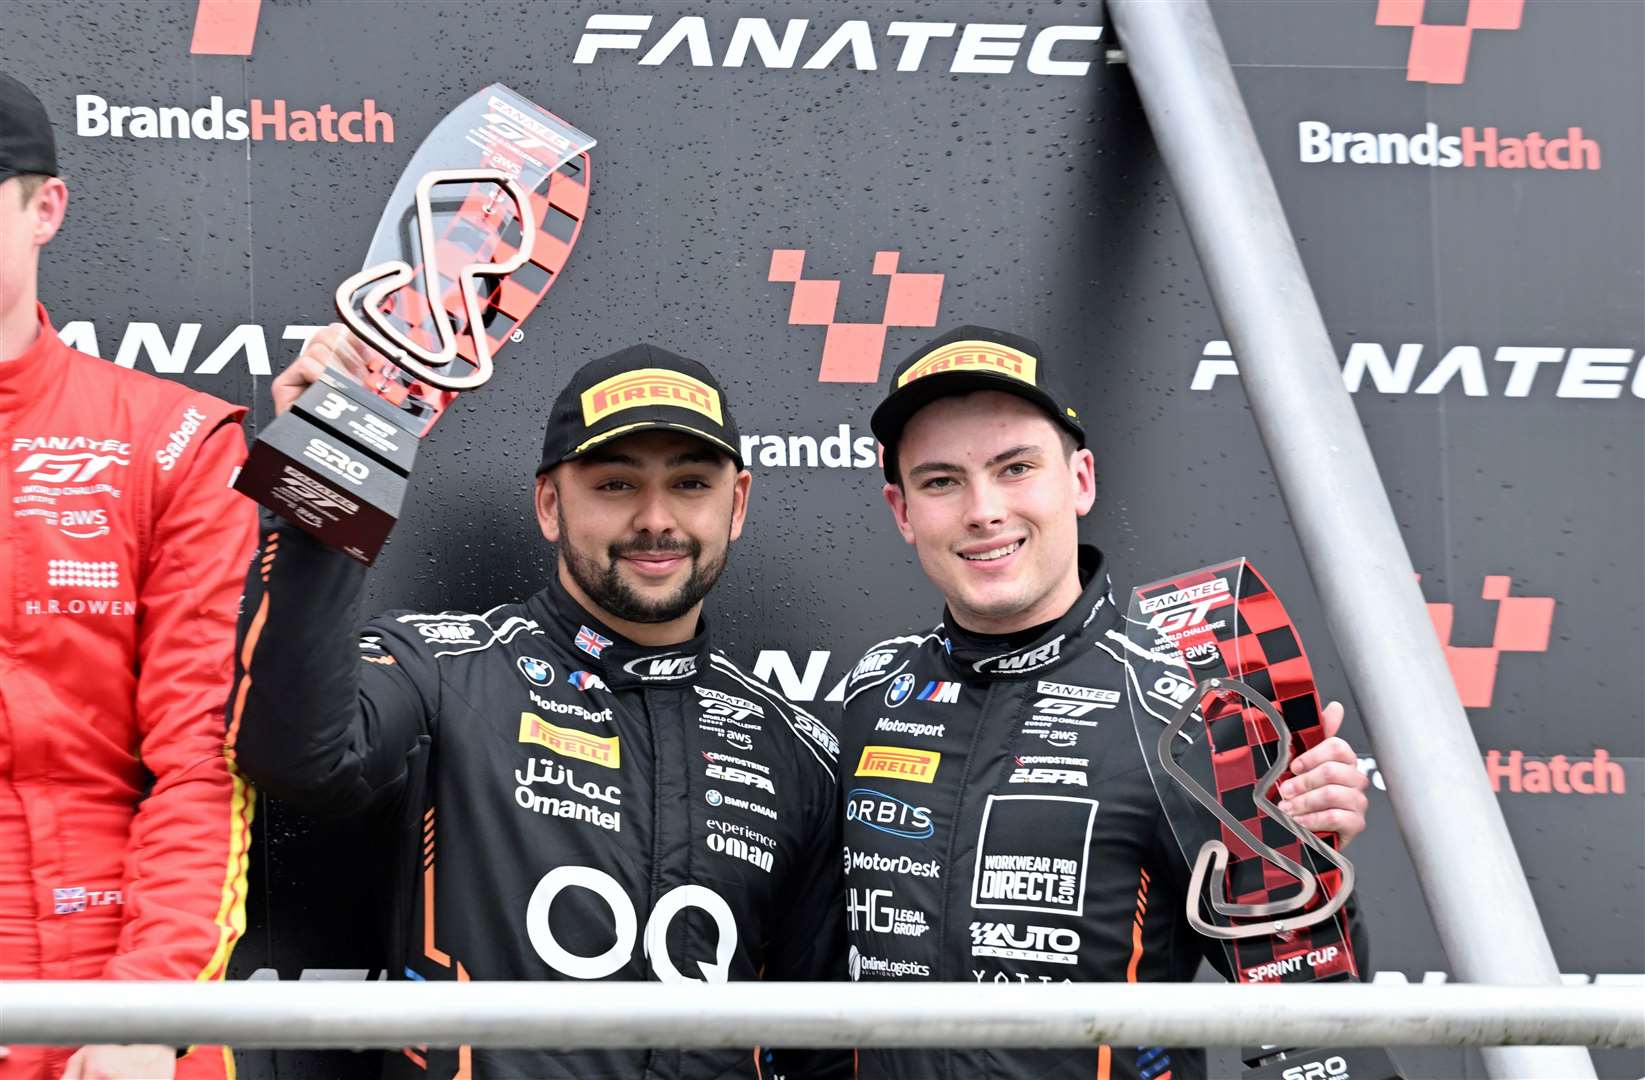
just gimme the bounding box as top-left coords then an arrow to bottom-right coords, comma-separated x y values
1375,0 -> 1522,85
77,94 -> 394,144
1421,574 -> 1553,709
1300,1 -> 1602,172
769,249 -> 943,383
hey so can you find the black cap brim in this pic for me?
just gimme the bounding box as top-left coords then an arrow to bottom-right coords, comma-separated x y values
552,417 -> 743,469
871,370 -> 1083,482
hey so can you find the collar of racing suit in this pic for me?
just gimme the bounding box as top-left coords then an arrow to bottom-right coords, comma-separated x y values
0,303 -> 63,408
937,543 -> 1123,679
524,570 -> 715,690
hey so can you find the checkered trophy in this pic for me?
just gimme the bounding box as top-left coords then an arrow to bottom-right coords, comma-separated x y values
235,85 -> 595,564
1122,560 -> 1404,1080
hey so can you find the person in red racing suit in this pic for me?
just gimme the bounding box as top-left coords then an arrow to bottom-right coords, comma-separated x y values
840,326 -> 1373,1080
0,73 -> 257,1080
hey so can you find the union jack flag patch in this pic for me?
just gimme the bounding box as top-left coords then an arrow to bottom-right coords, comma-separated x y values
54,887 -> 87,914
575,625 -> 613,658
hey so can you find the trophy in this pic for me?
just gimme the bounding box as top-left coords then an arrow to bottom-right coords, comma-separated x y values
234,85 -> 596,563
1122,560 -> 1404,1080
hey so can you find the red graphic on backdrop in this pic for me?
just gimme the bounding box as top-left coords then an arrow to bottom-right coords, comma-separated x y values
191,0 -> 263,56
768,249 -> 943,383
1375,0 -> 1525,85
1423,575 -> 1553,708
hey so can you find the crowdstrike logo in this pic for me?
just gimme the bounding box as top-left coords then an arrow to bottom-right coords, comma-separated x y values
77,94 -> 395,144
1300,1 -> 1603,172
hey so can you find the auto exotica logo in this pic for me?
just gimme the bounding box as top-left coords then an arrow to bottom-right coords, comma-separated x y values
1300,0 -> 1602,172
769,249 -> 943,384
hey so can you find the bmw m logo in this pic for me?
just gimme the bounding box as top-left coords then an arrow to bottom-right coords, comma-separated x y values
516,656 -> 554,686
885,672 -> 916,708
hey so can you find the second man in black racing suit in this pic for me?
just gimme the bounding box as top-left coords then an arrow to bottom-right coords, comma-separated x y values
839,326 -> 1374,1080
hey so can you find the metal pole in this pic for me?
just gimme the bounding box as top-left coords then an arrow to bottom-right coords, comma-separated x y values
0,982 -> 1639,1050
1103,3 -> 1596,1078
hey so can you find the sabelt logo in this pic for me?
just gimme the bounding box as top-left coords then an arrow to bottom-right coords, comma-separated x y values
581,368 -> 723,425
856,746 -> 940,783
518,713 -> 621,769
897,340 -> 1037,389
76,94 -> 395,144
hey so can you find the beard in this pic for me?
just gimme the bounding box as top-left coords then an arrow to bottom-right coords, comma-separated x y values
558,507 -> 729,625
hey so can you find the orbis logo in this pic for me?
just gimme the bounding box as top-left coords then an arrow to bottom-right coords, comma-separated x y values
846,788 -> 933,840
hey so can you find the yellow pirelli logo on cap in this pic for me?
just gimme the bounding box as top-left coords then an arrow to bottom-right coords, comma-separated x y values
896,340 -> 1038,389
519,713 -> 621,769
856,745 -> 941,783
581,368 -> 723,426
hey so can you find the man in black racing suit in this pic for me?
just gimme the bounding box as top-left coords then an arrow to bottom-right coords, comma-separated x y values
839,326 -> 1373,1080
230,329 -> 848,1080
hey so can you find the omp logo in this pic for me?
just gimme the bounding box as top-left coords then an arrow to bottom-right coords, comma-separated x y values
191,0 -> 263,56
518,713 -> 621,769
769,249 -> 943,383
1193,340 -> 1643,398
581,368 -> 722,424
14,451 -> 128,483
574,16 -> 1103,76
1421,575 -> 1553,708
899,340 -> 1037,389
856,746 -> 941,783
1374,0 -> 1523,85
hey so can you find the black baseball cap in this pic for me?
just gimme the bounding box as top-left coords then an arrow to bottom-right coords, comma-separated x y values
0,72 -> 58,184
537,344 -> 744,474
870,325 -> 1086,482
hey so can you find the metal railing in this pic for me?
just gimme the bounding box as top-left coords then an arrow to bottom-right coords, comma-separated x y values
1,982 -> 1640,1050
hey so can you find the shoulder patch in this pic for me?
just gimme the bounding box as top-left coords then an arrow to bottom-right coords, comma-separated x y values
710,655 -> 839,780
393,607 -> 539,657
842,631 -> 943,706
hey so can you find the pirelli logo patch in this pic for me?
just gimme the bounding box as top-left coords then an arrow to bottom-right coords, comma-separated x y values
896,340 -> 1037,389
856,745 -> 941,783
580,368 -> 723,426
519,713 -> 621,769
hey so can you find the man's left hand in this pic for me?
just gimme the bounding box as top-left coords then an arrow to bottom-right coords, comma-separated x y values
58,1044 -> 177,1080
1276,701 -> 1370,847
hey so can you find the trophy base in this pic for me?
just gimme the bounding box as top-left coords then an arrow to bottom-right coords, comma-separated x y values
1242,1045 -> 1404,1080
235,374 -> 416,565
